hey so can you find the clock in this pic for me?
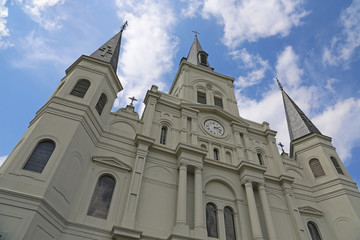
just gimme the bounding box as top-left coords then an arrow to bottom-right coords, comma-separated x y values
204,120 -> 224,136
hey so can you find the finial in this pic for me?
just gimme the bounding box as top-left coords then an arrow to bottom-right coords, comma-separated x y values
278,142 -> 285,153
121,21 -> 128,31
192,30 -> 200,37
129,96 -> 137,106
276,77 -> 283,91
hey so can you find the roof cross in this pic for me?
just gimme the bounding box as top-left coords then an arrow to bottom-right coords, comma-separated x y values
121,21 -> 128,31
278,142 -> 285,153
192,30 -> 200,37
129,96 -> 137,106
276,77 -> 283,91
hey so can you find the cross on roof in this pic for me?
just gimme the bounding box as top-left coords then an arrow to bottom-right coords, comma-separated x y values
129,96 -> 137,106
121,21 -> 128,31
192,30 -> 200,36
276,77 -> 283,91
278,142 -> 285,153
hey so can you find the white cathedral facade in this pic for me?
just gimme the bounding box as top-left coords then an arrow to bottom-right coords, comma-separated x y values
0,26 -> 360,240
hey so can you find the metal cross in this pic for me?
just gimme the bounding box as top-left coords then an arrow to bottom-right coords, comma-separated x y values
99,45 -> 112,57
276,77 -> 283,91
278,142 -> 285,153
121,21 -> 128,31
192,30 -> 200,36
129,96 -> 137,106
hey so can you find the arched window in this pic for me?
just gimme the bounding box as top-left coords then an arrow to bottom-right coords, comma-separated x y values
257,153 -> 264,165
214,96 -> 223,109
70,79 -> 90,98
199,52 -> 208,66
23,140 -> 55,173
224,207 -> 236,240
160,126 -> 167,145
330,157 -> 344,175
87,175 -> 115,219
307,221 -> 322,240
214,148 -> 219,161
95,93 -> 107,115
206,203 -> 218,238
309,158 -> 325,178
197,91 -> 206,104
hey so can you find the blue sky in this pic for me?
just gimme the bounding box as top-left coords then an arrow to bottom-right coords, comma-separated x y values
0,0 -> 359,187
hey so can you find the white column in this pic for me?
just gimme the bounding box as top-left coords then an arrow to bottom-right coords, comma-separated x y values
217,208 -> 226,240
174,163 -> 189,235
194,167 -> 206,237
244,181 -> 263,240
258,184 -> 277,240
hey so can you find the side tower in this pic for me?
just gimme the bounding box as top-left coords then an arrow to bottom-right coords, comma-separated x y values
279,80 -> 360,239
0,24 -> 126,239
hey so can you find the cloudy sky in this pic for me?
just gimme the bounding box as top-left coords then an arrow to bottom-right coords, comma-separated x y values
0,0 -> 359,186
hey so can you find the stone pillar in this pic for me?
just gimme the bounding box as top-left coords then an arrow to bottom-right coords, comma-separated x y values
191,118 -> 198,145
244,181 -> 263,240
217,208 -> 226,240
174,163 -> 189,235
243,135 -> 254,162
194,167 -> 205,237
180,115 -> 187,142
258,184 -> 277,240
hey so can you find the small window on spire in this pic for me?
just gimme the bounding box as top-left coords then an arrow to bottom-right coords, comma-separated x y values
70,79 -> 90,98
199,52 -> 208,66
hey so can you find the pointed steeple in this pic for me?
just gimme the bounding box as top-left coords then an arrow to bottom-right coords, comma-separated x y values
90,21 -> 128,72
277,78 -> 322,142
186,32 -> 212,70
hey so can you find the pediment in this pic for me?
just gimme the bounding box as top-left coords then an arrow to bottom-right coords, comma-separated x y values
298,206 -> 323,216
92,156 -> 132,171
180,103 -> 249,127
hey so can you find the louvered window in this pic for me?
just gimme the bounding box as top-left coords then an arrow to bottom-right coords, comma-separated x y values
197,91 -> 206,104
70,79 -> 90,98
95,93 -> 107,115
309,159 -> 325,178
23,140 -> 55,173
206,203 -> 218,238
330,157 -> 344,175
87,175 -> 115,219
214,96 -> 223,108
199,53 -> 208,65
160,126 -> 167,145
257,153 -> 264,165
214,148 -> 219,160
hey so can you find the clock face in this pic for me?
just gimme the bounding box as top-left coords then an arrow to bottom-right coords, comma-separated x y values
204,120 -> 224,136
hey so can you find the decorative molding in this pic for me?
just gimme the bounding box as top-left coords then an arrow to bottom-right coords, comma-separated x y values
92,156 -> 132,171
298,206 -> 323,216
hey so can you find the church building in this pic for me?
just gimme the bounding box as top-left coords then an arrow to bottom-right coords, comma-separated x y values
0,25 -> 360,240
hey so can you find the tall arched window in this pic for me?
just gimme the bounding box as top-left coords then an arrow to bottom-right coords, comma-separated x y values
95,93 -> 107,115
309,158 -> 325,178
224,207 -> 236,240
330,157 -> 344,175
70,79 -> 90,98
23,140 -> 55,173
160,126 -> 167,145
214,96 -> 223,109
206,203 -> 218,238
307,221 -> 322,240
87,175 -> 115,219
213,148 -> 219,161
257,153 -> 264,165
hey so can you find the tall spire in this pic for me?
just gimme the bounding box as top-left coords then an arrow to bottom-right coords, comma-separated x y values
186,32 -> 212,70
90,21 -> 128,72
278,78 -> 322,142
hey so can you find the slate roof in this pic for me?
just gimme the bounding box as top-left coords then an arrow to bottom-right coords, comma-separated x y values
90,24 -> 126,72
186,34 -> 213,71
281,88 -> 322,142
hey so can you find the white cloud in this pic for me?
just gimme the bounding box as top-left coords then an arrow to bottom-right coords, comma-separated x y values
231,48 -> 269,88
12,31 -> 71,67
181,0 -> 202,18
113,0 -> 178,110
313,98 -> 360,163
202,0 -> 308,47
276,46 -> 303,88
323,0 -> 360,66
0,0 -> 13,49
18,0 -> 66,30
325,78 -> 338,93
0,155 -> 7,166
